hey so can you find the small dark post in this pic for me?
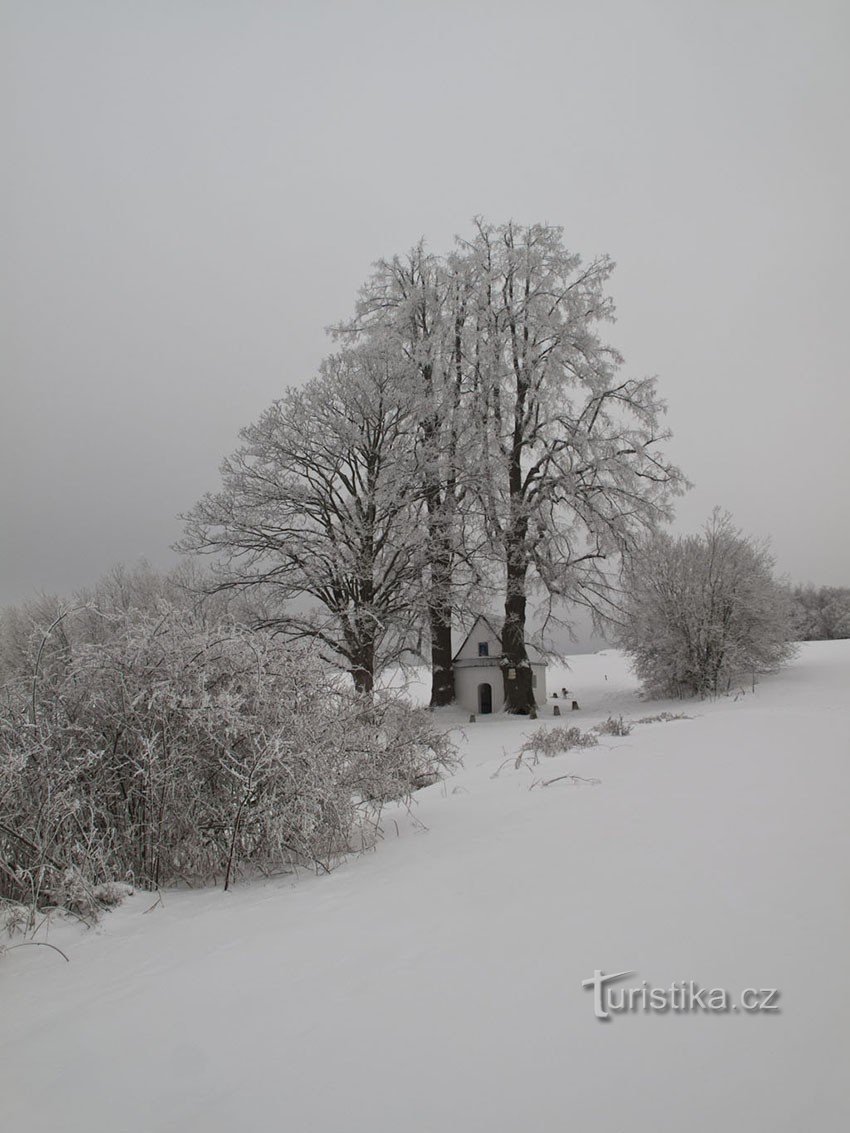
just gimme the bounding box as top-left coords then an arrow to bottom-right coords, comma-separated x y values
469,713 -> 476,723
553,704 -> 561,716
571,700 -> 580,711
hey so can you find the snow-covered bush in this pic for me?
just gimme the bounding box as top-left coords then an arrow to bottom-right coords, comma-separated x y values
0,588 -> 456,920
520,725 -> 599,761
593,716 -> 632,736
634,711 -> 691,724
790,584 -> 850,641
615,510 -> 797,699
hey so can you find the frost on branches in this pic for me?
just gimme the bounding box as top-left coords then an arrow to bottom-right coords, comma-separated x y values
459,220 -> 684,712
615,510 -> 797,698
333,242 -> 484,709
790,584 -> 850,641
330,221 -> 685,713
0,575 -> 457,923
179,346 -> 427,695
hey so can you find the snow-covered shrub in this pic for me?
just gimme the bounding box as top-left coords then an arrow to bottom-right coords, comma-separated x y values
0,900 -> 30,937
593,715 -> 632,736
634,711 -> 691,724
520,725 -> 599,761
615,510 -> 797,699
0,590 -> 456,919
789,584 -> 850,641
348,698 -> 457,804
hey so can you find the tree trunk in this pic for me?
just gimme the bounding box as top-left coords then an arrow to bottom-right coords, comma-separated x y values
501,553 -> 535,714
351,641 -> 375,696
429,580 -> 455,707
422,378 -> 456,707
501,361 -> 534,714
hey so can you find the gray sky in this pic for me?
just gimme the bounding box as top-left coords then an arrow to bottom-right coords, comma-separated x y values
2,0 -> 849,610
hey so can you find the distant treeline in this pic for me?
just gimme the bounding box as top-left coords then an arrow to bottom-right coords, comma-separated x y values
790,585 -> 850,641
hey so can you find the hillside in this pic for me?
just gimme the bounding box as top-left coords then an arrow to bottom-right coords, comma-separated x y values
2,643 -> 848,1132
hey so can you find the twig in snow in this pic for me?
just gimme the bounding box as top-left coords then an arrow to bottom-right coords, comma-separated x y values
540,774 -> 601,788
4,941 -> 70,962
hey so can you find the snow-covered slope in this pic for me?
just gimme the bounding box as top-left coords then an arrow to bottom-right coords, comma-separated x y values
3,644 -> 849,1132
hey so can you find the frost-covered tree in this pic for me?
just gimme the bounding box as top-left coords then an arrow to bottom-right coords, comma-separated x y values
461,220 -> 683,713
790,584 -> 850,641
179,345 -> 425,693
179,218 -> 682,711
0,560 -> 229,692
616,510 -> 797,698
334,243 -> 483,706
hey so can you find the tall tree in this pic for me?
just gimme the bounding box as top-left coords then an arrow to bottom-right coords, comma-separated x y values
336,244 -> 481,706
179,346 -> 424,694
462,220 -> 683,713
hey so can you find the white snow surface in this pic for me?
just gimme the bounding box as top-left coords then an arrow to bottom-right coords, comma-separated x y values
3,643 -> 849,1131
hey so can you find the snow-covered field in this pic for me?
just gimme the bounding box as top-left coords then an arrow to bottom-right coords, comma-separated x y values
3,643 -> 849,1132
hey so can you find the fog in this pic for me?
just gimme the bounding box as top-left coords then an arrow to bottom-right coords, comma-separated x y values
3,0 -> 848,616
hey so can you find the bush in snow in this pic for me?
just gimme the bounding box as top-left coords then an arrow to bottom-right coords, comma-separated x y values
0,582 -> 456,922
0,560 -> 231,686
789,584 -> 850,641
634,711 -> 691,724
593,716 -> 632,736
615,510 -> 797,699
520,725 -> 599,761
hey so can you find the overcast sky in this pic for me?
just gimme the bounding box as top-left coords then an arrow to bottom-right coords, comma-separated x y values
2,0 -> 849,612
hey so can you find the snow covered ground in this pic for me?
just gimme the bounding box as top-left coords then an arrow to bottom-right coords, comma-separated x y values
3,643 -> 849,1131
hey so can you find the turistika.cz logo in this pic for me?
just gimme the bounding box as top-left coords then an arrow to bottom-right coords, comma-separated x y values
582,970 -> 781,1020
